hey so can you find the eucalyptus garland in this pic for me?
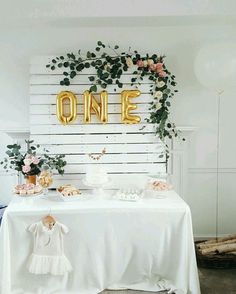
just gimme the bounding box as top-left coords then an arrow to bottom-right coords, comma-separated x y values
47,41 -> 181,141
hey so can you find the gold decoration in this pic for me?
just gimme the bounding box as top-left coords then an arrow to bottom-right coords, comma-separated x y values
56,91 -> 77,125
88,148 -> 106,161
83,90 -> 108,124
121,90 -> 141,124
25,175 -> 37,185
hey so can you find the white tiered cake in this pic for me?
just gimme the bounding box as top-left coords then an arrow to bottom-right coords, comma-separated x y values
85,165 -> 109,185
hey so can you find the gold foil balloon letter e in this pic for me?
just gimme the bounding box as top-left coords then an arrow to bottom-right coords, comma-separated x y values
121,90 -> 141,124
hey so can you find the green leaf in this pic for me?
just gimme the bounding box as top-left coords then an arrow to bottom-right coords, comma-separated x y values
89,85 -> 97,92
70,71 -> 76,79
76,64 -> 84,71
6,150 -> 12,156
102,72 -> 109,79
166,101 -> 171,107
88,76 -> 95,82
163,89 -> 171,94
64,79 -> 70,86
95,60 -> 102,66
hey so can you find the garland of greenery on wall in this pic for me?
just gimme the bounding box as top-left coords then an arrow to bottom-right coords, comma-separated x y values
47,41 -> 181,141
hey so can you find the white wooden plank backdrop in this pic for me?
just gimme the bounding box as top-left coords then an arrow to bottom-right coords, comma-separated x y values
30,56 -> 166,190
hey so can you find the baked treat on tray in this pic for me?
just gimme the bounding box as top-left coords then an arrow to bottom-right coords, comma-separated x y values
57,185 -> 81,196
14,184 -> 43,196
148,180 -> 172,191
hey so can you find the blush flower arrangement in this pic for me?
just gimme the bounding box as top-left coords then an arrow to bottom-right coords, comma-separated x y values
0,140 -> 66,176
47,41 -> 182,142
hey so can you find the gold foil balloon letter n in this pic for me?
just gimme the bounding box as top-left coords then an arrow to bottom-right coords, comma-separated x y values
83,90 -> 108,124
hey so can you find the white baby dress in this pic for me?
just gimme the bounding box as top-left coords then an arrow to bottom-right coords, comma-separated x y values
27,221 -> 72,275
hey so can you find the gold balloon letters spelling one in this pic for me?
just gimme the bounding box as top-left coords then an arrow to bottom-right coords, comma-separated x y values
56,90 -> 141,124
83,90 -> 108,124
121,90 -> 141,124
56,91 -> 77,125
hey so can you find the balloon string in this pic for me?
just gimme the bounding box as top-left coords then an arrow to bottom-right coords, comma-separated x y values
216,90 -> 223,241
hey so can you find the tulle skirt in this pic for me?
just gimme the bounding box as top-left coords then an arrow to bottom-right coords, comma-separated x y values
28,254 -> 72,275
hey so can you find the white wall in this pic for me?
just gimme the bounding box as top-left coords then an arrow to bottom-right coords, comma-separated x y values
0,23 -> 236,237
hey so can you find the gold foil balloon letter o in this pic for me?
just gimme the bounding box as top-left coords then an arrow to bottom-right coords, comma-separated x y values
121,90 -> 141,124
56,91 -> 77,125
83,90 -> 108,124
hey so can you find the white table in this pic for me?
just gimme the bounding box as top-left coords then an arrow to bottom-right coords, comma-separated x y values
0,191 -> 200,294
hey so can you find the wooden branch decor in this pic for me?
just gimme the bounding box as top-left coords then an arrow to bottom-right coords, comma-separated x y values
196,234 -> 236,269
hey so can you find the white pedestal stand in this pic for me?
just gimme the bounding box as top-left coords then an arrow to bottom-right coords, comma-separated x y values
82,179 -> 111,199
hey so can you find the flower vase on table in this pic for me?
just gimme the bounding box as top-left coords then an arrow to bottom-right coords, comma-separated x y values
0,140 -> 67,194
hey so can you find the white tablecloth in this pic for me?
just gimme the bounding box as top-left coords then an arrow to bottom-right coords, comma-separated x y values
0,191 -> 200,294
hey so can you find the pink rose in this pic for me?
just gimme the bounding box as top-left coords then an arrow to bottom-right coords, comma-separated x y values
136,60 -> 144,67
32,156 -> 40,165
155,63 -> 164,73
149,64 -> 156,71
159,71 -> 167,77
22,165 -> 31,173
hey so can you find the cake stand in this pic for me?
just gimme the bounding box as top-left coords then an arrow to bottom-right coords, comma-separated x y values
82,179 -> 111,199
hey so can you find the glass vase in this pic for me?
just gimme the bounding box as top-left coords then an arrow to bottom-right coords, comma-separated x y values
38,165 -> 53,195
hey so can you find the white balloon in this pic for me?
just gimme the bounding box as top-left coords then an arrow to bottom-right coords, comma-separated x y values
194,42 -> 236,91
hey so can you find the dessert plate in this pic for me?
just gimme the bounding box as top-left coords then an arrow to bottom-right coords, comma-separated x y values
14,191 -> 43,198
58,191 -> 94,202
